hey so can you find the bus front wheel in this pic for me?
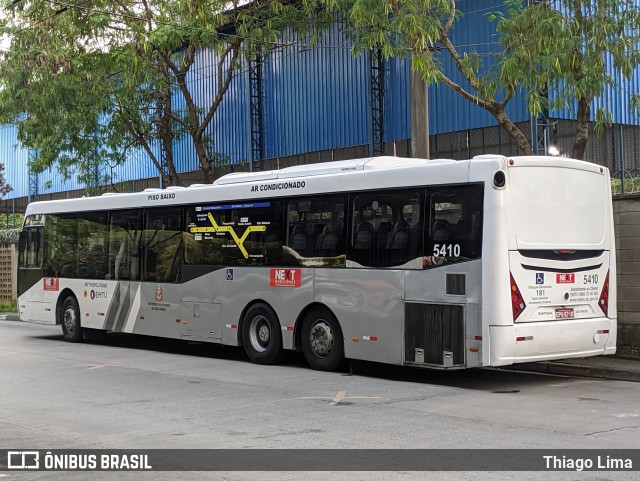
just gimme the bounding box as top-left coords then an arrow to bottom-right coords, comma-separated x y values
301,307 -> 345,371
241,303 -> 284,365
60,296 -> 83,343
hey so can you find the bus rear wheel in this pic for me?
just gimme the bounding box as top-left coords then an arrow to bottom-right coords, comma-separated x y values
241,303 -> 284,365
60,296 -> 83,343
301,307 -> 345,371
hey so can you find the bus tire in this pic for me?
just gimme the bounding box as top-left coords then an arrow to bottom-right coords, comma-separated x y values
84,328 -> 108,342
60,296 -> 83,343
301,307 -> 345,371
241,303 -> 284,365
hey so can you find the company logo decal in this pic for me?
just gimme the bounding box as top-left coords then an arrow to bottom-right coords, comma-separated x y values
82,282 -> 108,300
269,269 -> 301,288
7,451 -> 39,469
556,273 -> 575,284
43,278 -> 59,291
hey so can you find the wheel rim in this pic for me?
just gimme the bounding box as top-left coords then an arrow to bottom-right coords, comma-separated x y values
308,319 -> 334,358
249,315 -> 271,353
63,306 -> 77,334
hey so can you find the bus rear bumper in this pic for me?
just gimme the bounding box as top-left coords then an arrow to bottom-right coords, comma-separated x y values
489,318 -> 617,367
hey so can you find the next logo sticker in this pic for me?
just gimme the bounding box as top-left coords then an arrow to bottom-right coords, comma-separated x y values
270,268 -> 301,288
556,273 -> 575,284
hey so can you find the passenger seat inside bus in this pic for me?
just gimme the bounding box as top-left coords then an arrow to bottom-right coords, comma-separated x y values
354,221 -> 374,249
386,220 -> 410,265
432,219 -> 450,241
291,224 -> 308,254
316,224 -> 339,256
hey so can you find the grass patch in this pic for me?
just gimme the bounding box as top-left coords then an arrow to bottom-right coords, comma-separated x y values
0,301 -> 17,312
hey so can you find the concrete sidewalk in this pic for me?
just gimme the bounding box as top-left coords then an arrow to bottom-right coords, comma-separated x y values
508,355 -> 640,383
2,311 -> 639,382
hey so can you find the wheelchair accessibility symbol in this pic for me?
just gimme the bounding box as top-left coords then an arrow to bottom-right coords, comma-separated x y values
536,273 -> 544,285
226,268 -> 234,281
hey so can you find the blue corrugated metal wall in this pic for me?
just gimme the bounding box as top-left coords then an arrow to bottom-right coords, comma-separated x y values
262,21 -> 370,157
384,56 -> 411,142
108,143 -> 161,186
549,51 -> 640,126
173,48 -> 251,170
0,123 -> 30,198
428,0 -> 530,134
2,0 -> 640,200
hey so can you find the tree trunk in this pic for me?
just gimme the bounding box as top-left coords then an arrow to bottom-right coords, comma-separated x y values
492,106 -> 534,155
158,80 -> 182,186
195,137 -> 214,183
161,134 -> 181,187
572,95 -> 591,160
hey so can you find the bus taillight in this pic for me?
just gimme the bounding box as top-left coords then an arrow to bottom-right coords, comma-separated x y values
510,273 -> 526,321
599,270 -> 610,316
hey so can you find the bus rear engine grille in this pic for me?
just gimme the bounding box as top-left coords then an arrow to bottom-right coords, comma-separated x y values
404,303 -> 465,367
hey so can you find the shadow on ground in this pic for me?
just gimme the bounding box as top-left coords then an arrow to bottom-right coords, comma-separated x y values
28,328 -> 579,393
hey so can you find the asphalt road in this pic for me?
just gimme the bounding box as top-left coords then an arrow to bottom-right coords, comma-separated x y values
1,320 -> 640,481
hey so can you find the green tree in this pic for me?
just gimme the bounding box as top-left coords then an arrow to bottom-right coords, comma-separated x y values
0,213 -> 23,229
321,0 -> 640,159
0,0 -> 321,187
0,161 -> 11,198
495,0 -> 640,159
320,0 -> 535,154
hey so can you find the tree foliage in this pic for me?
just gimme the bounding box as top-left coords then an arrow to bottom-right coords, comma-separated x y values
318,0 -> 535,154
321,0 -> 640,159
0,0 -> 324,188
0,213 -> 23,230
494,0 -> 640,159
0,161 -> 11,198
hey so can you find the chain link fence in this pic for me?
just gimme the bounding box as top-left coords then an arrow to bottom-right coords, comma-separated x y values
429,119 -> 640,194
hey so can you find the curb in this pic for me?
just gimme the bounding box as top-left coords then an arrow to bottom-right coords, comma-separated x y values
0,313 -> 19,322
509,361 -> 640,383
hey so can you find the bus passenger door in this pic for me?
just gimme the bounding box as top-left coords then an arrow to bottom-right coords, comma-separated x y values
181,205 -> 222,341
105,210 -> 142,333
17,225 -> 49,323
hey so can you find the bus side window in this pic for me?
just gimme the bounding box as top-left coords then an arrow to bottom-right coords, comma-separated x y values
426,184 -> 484,262
43,214 -> 76,278
143,207 -> 183,283
350,191 -> 422,268
286,197 -> 345,263
20,227 -> 44,268
76,212 -> 108,280
108,210 -> 141,281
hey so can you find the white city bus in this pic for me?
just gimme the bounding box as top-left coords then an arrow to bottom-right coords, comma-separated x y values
17,155 -> 617,371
